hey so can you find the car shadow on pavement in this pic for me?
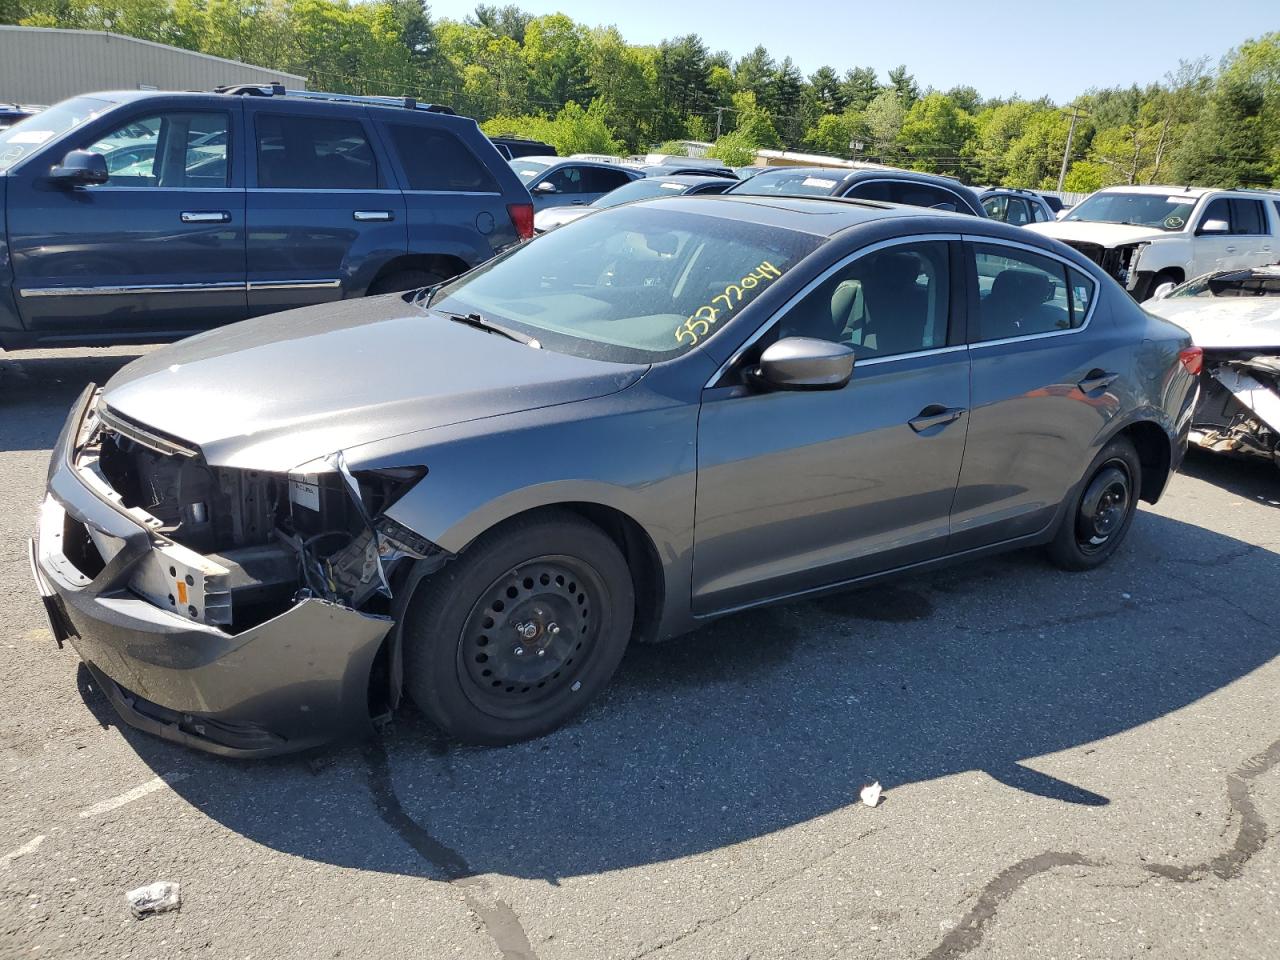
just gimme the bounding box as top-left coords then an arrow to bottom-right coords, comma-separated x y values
0,352 -> 141,452
84,507 -> 1280,882
1180,448 -> 1279,507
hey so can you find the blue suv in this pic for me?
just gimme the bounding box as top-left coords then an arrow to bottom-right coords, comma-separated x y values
0,85 -> 533,350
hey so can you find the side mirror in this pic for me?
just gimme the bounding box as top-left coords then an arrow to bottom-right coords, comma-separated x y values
49,150 -> 108,186
752,337 -> 855,391
533,180 -> 558,194
1197,217 -> 1230,236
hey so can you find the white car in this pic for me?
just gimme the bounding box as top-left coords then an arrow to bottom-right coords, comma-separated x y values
532,174 -> 734,233
1145,267 -> 1280,468
1027,185 -> 1280,301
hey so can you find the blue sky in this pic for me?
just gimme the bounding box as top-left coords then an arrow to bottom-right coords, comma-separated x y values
430,0 -> 1279,103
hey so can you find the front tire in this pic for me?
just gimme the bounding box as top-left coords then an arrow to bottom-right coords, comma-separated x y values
403,511 -> 634,744
1048,437 -> 1142,571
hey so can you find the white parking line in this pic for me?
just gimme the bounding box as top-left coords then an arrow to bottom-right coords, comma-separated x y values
78,772 -> 189,818
2,835 -> 45,865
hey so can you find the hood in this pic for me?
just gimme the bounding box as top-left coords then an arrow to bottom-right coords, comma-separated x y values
1144,296 -> 1280,351
1025,219 -> 1175,248
534,206 -> 594,232
103,295 -> 646,471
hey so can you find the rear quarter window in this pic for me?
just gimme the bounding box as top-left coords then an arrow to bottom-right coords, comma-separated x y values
384,123 -> 499,192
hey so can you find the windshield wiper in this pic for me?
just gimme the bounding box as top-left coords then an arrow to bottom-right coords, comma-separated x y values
442,310 -> 541,348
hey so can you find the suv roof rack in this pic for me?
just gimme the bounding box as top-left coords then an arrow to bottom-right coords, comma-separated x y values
213,83 -> 455,115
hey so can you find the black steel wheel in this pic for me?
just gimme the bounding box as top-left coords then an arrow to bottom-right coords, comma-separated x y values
458,556 -> 605,719
1048,436 -> 1142,571
402,510 -> 634,744
1074,462 -> 1132,554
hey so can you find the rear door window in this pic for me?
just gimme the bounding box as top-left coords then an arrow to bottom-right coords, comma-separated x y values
543,165 -> 586,194
583,167 -> 634,193
255,114 -> 378,189
383,123 -> 498,192
1003,196 -> 1031,225
845,180 -> 892,202
890,182 -> 963,212
972,244 -> 1078,341
1229,198 -> 1266,235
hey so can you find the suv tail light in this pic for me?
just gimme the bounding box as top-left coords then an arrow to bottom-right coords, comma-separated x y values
1178,345 -> 1203,376
507,202 -> 534,241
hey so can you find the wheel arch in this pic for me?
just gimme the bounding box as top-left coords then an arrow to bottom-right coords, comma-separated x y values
362,253 -> 472,295
1113,418 -> 1174,504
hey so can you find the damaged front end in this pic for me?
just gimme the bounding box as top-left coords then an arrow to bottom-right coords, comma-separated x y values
31,386 -> 449,756
1191,353 -> 1280,468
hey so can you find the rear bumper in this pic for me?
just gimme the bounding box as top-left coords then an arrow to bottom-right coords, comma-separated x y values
30,386 -> 392,758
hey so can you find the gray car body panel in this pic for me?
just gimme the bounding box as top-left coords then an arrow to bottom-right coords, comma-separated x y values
33,196 -> 1197,754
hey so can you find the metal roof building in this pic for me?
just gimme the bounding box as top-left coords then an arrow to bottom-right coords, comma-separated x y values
0,26 -> 304,105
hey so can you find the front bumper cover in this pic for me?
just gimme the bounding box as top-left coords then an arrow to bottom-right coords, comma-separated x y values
30,385 -> 393,758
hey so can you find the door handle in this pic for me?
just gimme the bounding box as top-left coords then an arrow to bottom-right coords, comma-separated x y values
1225,245 -> 1236,253
353,210 -> 393,222
908,404 -> 965,433
180,211 -> 230,223
1077,369 -> 1119,393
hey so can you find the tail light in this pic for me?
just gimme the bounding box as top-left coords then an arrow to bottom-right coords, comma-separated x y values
507,202 -> 534,241
1178,345 -> 1203,376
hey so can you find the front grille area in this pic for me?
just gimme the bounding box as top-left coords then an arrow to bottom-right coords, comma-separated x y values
1062,241 -> 1133,284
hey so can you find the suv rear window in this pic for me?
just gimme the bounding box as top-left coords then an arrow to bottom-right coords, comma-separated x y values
384,123 -> 498,192
255,114 -> 377,189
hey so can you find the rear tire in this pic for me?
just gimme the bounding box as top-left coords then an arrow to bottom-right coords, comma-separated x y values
403,510 -> 634,745
367,268 -> 445,296
1048,437 -> 1142,571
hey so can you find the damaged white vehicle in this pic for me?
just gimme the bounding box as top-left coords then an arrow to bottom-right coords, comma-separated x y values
1146,267 -> 1280,468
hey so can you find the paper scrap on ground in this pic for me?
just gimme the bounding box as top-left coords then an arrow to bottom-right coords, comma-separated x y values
126,881 -> 181,918
860,781 -> 883,807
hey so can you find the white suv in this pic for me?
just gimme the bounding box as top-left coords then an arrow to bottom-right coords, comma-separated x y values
1027,185 -> 1280,300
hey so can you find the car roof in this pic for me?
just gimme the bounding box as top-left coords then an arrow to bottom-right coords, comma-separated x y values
634,194 -> 971,237
1095,184 -> 1213,199
516,155 -> 637,172
742,165 -> 974,190
71,89 -> 478,128
641,174 -> 733,187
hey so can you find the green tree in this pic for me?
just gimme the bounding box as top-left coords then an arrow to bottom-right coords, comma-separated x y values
803,111 -> 867,157
840,66 -> 879,111
733,44 -> 774,100
887,64 -> 919,107
809,65 -> 845,113
466,3 -> 530,43
521,14 -> 593,113
864,88 -> 906,161
482,98 -> 622,156
899,92 -> 975,176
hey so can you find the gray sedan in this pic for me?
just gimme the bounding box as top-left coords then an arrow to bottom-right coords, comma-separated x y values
31,196 -> 1200,755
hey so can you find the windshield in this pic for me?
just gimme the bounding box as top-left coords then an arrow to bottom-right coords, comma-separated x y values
0,96 -> 112,173
1170,269 -> 1280,299
1063,191 -> 1198,231
729,169 -> 843,197
429,205 -> 822,363
511,159 -> 551,181
593,179 -> 690,208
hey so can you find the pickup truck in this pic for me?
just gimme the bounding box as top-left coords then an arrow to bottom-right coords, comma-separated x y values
1027,185 -> 1280,300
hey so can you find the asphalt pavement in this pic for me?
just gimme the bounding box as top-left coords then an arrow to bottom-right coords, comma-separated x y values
2,347 -> 1278,960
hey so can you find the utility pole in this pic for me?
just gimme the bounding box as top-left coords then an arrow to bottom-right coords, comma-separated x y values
1057,105 -> 1081,192
714,105 -> 727,139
